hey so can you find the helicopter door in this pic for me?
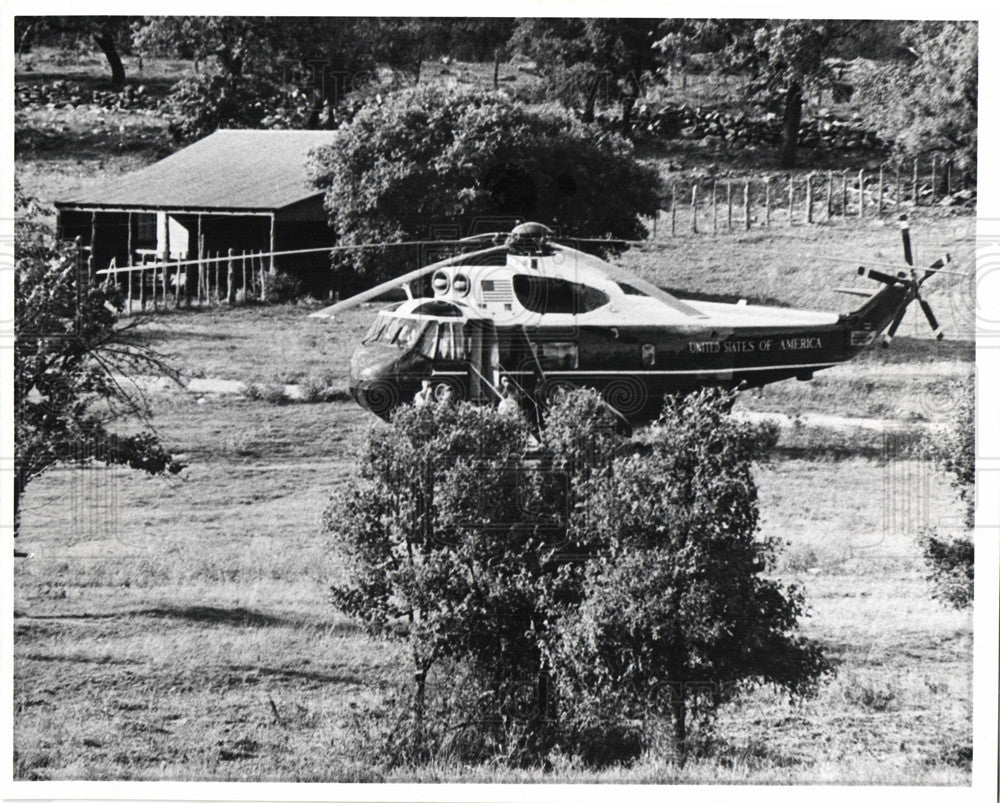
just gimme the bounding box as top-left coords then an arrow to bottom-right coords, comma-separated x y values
464,320 -> 499,401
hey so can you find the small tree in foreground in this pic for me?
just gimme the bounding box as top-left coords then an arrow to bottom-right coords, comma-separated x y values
326,388 -> 826,766
14,192 -> 183,538
541,390 -> 824,759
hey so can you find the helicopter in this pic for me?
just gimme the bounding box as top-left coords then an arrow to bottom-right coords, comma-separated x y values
311,218 -> 952,424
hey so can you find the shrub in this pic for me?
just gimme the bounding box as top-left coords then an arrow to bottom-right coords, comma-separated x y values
262,271 -> 303,304
542,389 -> 821,758
326,388 -> 824,766
308,85 -> 662,282
921,377 -> 974,608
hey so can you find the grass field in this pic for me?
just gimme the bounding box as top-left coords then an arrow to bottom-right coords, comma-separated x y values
13,47 -> 976,784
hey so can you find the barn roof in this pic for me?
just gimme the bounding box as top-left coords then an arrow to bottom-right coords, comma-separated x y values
56,129 -> 338,212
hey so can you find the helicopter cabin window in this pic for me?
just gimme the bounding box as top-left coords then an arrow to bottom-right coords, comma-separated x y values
512,275 -> 609,314
435,323 -> 463,360
642,343 -> 656,366
415,322 -> 438,358
531,341 -> 579,370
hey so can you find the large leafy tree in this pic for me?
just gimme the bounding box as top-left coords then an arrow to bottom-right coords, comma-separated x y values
659,20 -> 879,167
14,188 -> 183,539
513,18 -> 665,135
308,85 -> 662,281
856,22 -> 977,170
16,17 -> 136,88
134,17 -> 381,138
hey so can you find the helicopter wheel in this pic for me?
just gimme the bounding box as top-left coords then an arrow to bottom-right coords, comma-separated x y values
431,376 -> 467,402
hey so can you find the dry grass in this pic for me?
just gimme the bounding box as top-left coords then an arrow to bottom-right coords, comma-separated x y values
14,390 -> 973,782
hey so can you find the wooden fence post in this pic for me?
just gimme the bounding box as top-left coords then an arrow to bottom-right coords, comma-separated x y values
895,163 -> 901,209
242,250 -> 248,299
857,169 -> 865,218
126,260 -> 133,315
877,165 -> 885,216
912,157 -> 919,206
743,180 -> 750,230
691,184 -> 698,234
826,171 -> 833,218
806,173 -> 814,224
212,252 -> 220,304
161,258 -> 168,308
227,249 -> 236,304
946,159 -> 953,196
174,260 -> 181,308
671,184 -> 676,236
931,154 -> 937,201
139,262 -> 146,310
764,177 -> 771,226
787,175 -> 794,224
727,181 -> 733,230
259,252 -> 268,302
841,172 -> 848,216
712,180 -> 718,234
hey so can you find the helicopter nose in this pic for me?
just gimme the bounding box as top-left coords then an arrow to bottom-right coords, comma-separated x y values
348,343 -> 404,416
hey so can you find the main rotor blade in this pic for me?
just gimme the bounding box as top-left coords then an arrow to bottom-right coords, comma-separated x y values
918,297 -> 944,340
900,216 -> 913,266
882,304 -> 909,348
309,244 -> 509,320
833,287 -> 875,297
920,254 -> 952,285
858,266 -> 904,285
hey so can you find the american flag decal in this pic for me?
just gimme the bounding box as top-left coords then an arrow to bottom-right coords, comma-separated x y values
480,279 -> 513,304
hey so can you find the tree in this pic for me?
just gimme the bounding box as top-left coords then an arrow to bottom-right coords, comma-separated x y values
921,377 -> 975,608
660,20 -> 872,167
14,188 -> 183,540
134,17 -> 380,139
855,22 -> 977,171
308,85 -> 662,281
326,387 -> 824,764
326,400 -> 565,760
513,18 -> 664,135
16,17 -> 136,88
543,389 -> 824,755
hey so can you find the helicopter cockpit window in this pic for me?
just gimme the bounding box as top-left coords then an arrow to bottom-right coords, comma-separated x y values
363,313 -> 391,344
379,317 -> 427,350
512,275 -> 609,314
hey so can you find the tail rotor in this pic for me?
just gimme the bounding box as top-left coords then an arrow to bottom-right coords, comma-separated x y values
856,215 -> 950,347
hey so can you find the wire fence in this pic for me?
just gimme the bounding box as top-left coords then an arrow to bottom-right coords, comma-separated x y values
92,247 -> 274,315
656,156 -> 972,237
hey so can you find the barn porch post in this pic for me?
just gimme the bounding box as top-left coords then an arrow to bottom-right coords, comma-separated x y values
268,213 -> 276,275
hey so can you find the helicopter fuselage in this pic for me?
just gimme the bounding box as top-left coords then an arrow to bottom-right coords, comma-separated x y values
345,247 -> 909,424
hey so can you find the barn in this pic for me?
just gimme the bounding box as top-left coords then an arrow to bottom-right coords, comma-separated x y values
55,129 -> 339,294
